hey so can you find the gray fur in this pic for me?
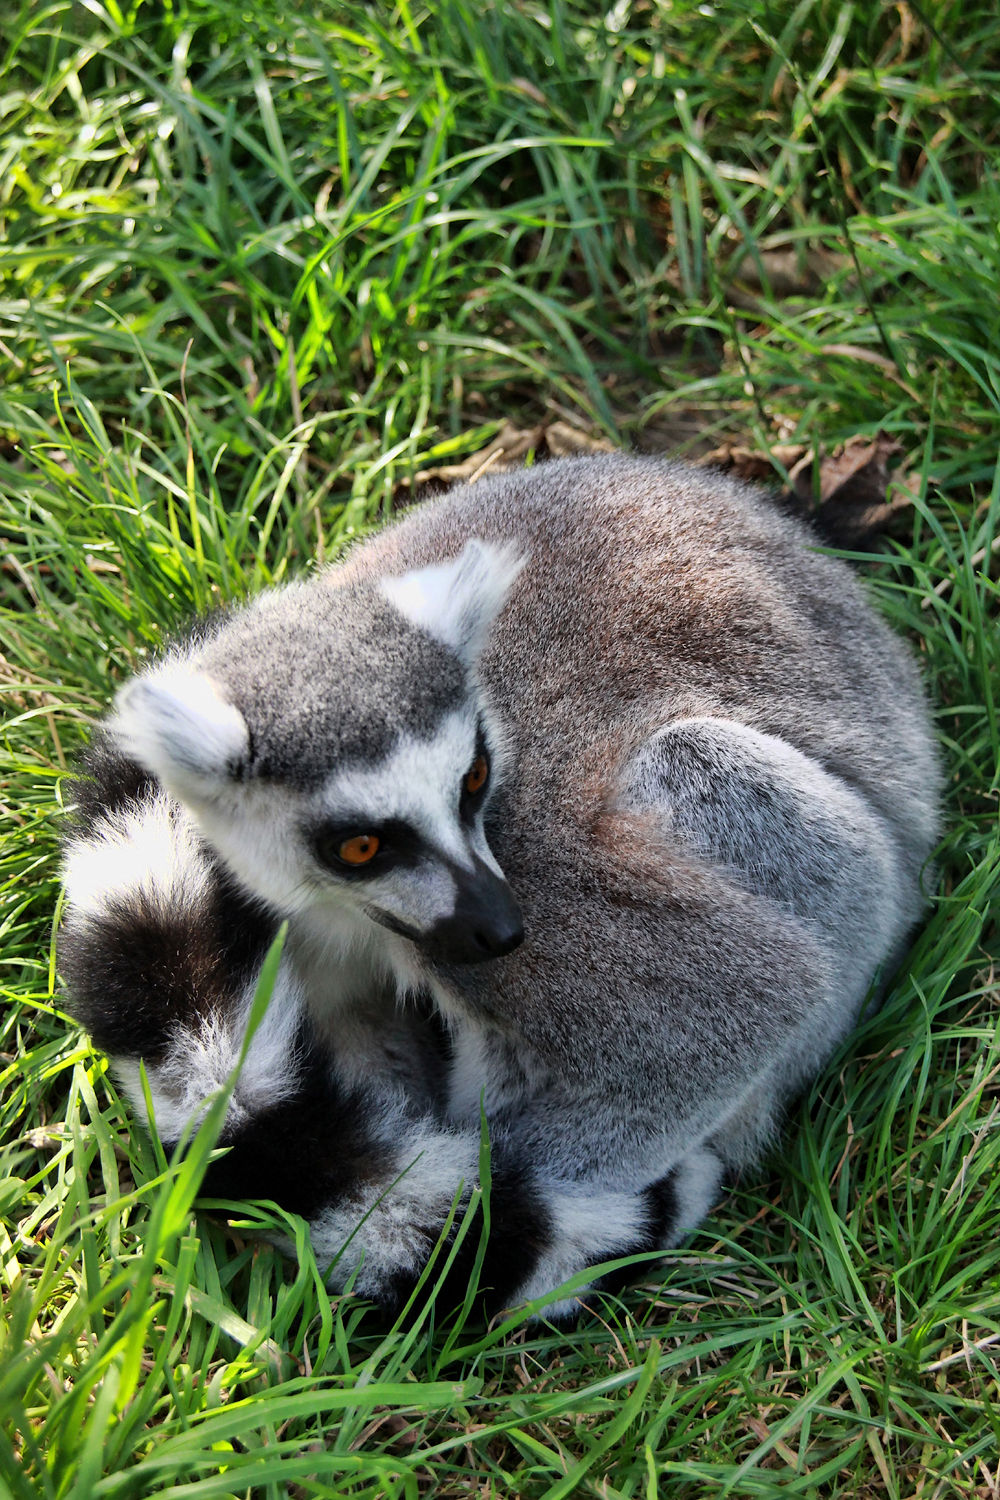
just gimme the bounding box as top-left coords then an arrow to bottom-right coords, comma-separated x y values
210,583 -> 467,787
65,454 -> 942,1315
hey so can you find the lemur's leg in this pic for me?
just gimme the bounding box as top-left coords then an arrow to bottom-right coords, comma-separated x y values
622,715 -> 909,1165
624,716 -> 904,950
288,1101 -> 546,1316
442,1030 -> 728,1319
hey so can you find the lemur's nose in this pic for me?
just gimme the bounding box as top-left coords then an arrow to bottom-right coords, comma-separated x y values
423,857 -> 524,965
471,912 -> 524,959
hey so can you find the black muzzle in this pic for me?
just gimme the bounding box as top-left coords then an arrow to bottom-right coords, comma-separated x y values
420,855 -> 524,965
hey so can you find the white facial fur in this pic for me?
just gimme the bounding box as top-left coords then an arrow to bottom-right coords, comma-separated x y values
141,698 -> 505,1000
198,701 -> 498,917
314,701 -> 506,921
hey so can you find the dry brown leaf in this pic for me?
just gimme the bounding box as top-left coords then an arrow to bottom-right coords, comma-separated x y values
698,432 -> 912,545
696,443 -> 805,484
726,247 -> 851,310
794,432 -> 901,502
414,421 -> 541,485
789,433 -> 910,544
744,1414 -> 808,1473
543,420 -> 615,458
412,419 -> 613,488
511,76 -> 547,106
350,1409 -> 420,1452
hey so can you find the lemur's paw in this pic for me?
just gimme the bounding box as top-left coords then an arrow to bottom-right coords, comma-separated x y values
310,1126 -> 480,1303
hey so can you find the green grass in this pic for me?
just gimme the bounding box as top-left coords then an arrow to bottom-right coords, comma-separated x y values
2,0 -> 1000,1493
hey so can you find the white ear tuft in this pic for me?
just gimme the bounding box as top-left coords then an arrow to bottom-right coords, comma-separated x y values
380,540 -> 526,669
110,664 -> 249,795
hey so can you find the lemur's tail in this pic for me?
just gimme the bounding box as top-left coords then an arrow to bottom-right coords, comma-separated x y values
60,736 -> 297,1135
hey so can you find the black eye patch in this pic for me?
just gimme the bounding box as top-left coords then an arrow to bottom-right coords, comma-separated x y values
311,818 -> 423,877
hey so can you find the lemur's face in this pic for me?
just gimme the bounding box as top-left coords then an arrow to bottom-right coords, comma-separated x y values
112,540 -> 526,968
299,699 -> 521,963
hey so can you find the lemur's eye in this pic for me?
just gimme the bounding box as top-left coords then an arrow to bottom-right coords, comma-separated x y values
338,834 -> 380,865
465,755 -> 489,795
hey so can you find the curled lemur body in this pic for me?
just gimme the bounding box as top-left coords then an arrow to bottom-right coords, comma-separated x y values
61,456 -> 941,1318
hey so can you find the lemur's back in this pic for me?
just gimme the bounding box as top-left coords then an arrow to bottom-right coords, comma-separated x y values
343,454 -> 938,910
314,456 -> 941,1183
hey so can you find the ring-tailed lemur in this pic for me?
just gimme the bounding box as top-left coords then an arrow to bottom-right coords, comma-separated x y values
60,455 -> 941,1320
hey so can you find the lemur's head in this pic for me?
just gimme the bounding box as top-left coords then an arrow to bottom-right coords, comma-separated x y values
111,540 -> 526,969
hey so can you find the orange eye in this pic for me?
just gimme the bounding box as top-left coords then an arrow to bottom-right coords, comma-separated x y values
338,834 -> 380,865
465,755 -> 489,795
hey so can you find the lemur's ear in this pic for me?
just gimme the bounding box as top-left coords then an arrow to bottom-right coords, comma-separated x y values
380,540 -> 526,669
110,665 -> 249,794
